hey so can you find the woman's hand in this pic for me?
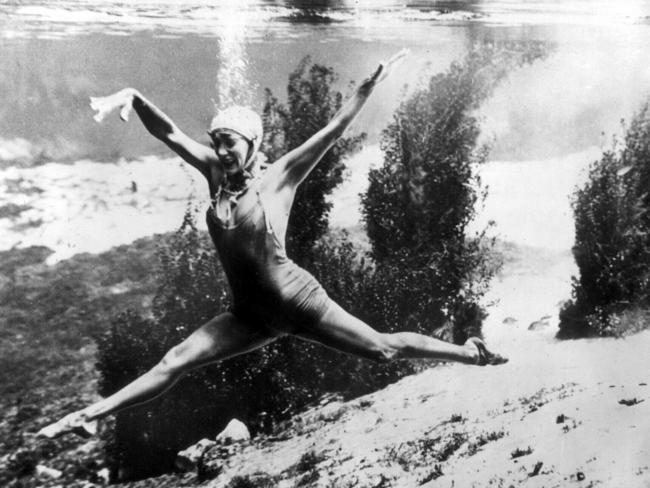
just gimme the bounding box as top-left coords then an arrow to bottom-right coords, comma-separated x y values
360,49 -> 409,93
90,88 -> 138,123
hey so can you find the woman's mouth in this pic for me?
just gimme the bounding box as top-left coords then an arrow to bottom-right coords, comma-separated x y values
222,158 -> 237,168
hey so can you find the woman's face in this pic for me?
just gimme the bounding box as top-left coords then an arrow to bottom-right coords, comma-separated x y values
209,130 -> 252,175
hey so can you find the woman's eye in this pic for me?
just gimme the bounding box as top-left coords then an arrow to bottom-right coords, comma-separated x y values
211,133 -> 241,149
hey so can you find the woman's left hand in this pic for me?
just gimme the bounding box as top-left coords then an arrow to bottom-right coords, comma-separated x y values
364,49 -> 409,89
89,88 -> 138,123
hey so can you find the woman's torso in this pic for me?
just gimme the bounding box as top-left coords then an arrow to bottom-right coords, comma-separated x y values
206,176 -> 329,333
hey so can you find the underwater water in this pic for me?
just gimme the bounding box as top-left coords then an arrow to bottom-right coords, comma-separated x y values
2,0 -> 650,258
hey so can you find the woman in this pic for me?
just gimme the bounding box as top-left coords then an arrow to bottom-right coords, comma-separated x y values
39,51 -> 506,439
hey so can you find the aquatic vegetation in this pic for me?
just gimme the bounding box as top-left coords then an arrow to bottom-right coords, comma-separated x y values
362,42 -> 548,342
466,429 -> 506,456
262,56 -> 364,264
510,446 -> 533,459
560,100 -> 650,338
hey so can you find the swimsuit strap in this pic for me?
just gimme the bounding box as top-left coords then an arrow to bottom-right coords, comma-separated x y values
210,177 -> 286,252
255,184 -> 285,251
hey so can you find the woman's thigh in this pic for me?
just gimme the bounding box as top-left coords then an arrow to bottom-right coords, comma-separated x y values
164,312 -> 281,372
293,301 -> 388,361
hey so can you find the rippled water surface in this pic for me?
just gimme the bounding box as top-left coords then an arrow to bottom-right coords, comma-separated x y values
3,1 -> 650,40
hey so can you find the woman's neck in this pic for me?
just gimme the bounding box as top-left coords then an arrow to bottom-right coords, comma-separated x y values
222,158 -> 258,192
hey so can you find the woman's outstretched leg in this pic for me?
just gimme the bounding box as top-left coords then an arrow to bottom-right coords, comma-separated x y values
296,301 -> 506,365
38,313 -> 278,438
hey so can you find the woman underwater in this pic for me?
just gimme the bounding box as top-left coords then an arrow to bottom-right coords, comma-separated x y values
39,50 -> 506,438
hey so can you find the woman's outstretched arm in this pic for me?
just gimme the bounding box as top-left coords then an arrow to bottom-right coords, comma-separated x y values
90,89 -> 218,179
270,49 -> 408,189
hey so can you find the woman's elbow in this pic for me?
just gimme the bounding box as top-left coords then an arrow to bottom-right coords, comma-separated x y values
156,125 -> 180,143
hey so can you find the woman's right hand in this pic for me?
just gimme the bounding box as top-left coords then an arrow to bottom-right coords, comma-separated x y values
90,88 -> 139,123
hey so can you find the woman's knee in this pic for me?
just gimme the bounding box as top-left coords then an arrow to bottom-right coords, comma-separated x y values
155,344 -> 195,377
366,333 -> 402,363
372,333 -> 418,362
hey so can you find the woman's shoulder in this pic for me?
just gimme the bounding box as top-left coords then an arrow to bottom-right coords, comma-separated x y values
258,153 -> 299,194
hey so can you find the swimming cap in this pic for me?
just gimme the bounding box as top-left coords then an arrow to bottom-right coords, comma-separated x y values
209,106 -> 263,159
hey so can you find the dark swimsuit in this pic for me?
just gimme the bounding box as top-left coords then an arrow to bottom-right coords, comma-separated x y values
206,179 -> 330,333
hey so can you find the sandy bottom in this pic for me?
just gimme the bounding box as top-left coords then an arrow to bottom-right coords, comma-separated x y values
200,250 -> 649,488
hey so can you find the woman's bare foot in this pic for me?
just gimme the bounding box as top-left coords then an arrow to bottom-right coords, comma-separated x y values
37,411 -> 97,439
465,337 -> 508,366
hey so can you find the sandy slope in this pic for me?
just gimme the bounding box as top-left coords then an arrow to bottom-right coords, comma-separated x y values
202,337 -> 649,487
193,249 -> 649,488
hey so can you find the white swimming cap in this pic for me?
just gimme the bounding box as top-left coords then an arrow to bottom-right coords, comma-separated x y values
209,106 -> 263,159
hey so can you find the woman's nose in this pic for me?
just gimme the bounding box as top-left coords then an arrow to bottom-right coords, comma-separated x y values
216,145 -> 227,156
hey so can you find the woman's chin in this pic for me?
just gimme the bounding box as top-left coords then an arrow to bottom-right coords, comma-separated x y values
221,161 -> 242,175
225,166 -> 243,176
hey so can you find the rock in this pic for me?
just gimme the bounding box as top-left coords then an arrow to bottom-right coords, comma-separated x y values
215,418 -> 250,445
316,402 -> 349,423
318,393 -> 342,406
618,398 -> 644,406
557,299 -> 570,309
176,438 -> 217,472
36,464 -> 63,479
6,449 -> 38,477
528,461 -> 543,477
503,317 -> 518,325
176,421 -> 250,474
528,317 -> 550,331
75,440 -> 100,456
96,467 -> 110,484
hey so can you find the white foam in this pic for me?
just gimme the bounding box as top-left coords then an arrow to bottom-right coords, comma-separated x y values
471,148 -> 600,251
328,145 -> 383,230
330,144 -> 599,253
0,157 -> 207,263
0,137 -> 37,161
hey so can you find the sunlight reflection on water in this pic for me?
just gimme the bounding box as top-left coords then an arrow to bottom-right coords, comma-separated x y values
4,0 -> 650,41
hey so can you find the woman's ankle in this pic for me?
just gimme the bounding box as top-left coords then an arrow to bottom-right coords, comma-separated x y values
463,337 -> 482,364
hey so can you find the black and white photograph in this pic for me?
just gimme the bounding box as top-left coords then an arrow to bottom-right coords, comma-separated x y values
1,1 -> 649,487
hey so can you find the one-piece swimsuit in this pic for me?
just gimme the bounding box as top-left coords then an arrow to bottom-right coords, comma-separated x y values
206,179 -> 330,333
